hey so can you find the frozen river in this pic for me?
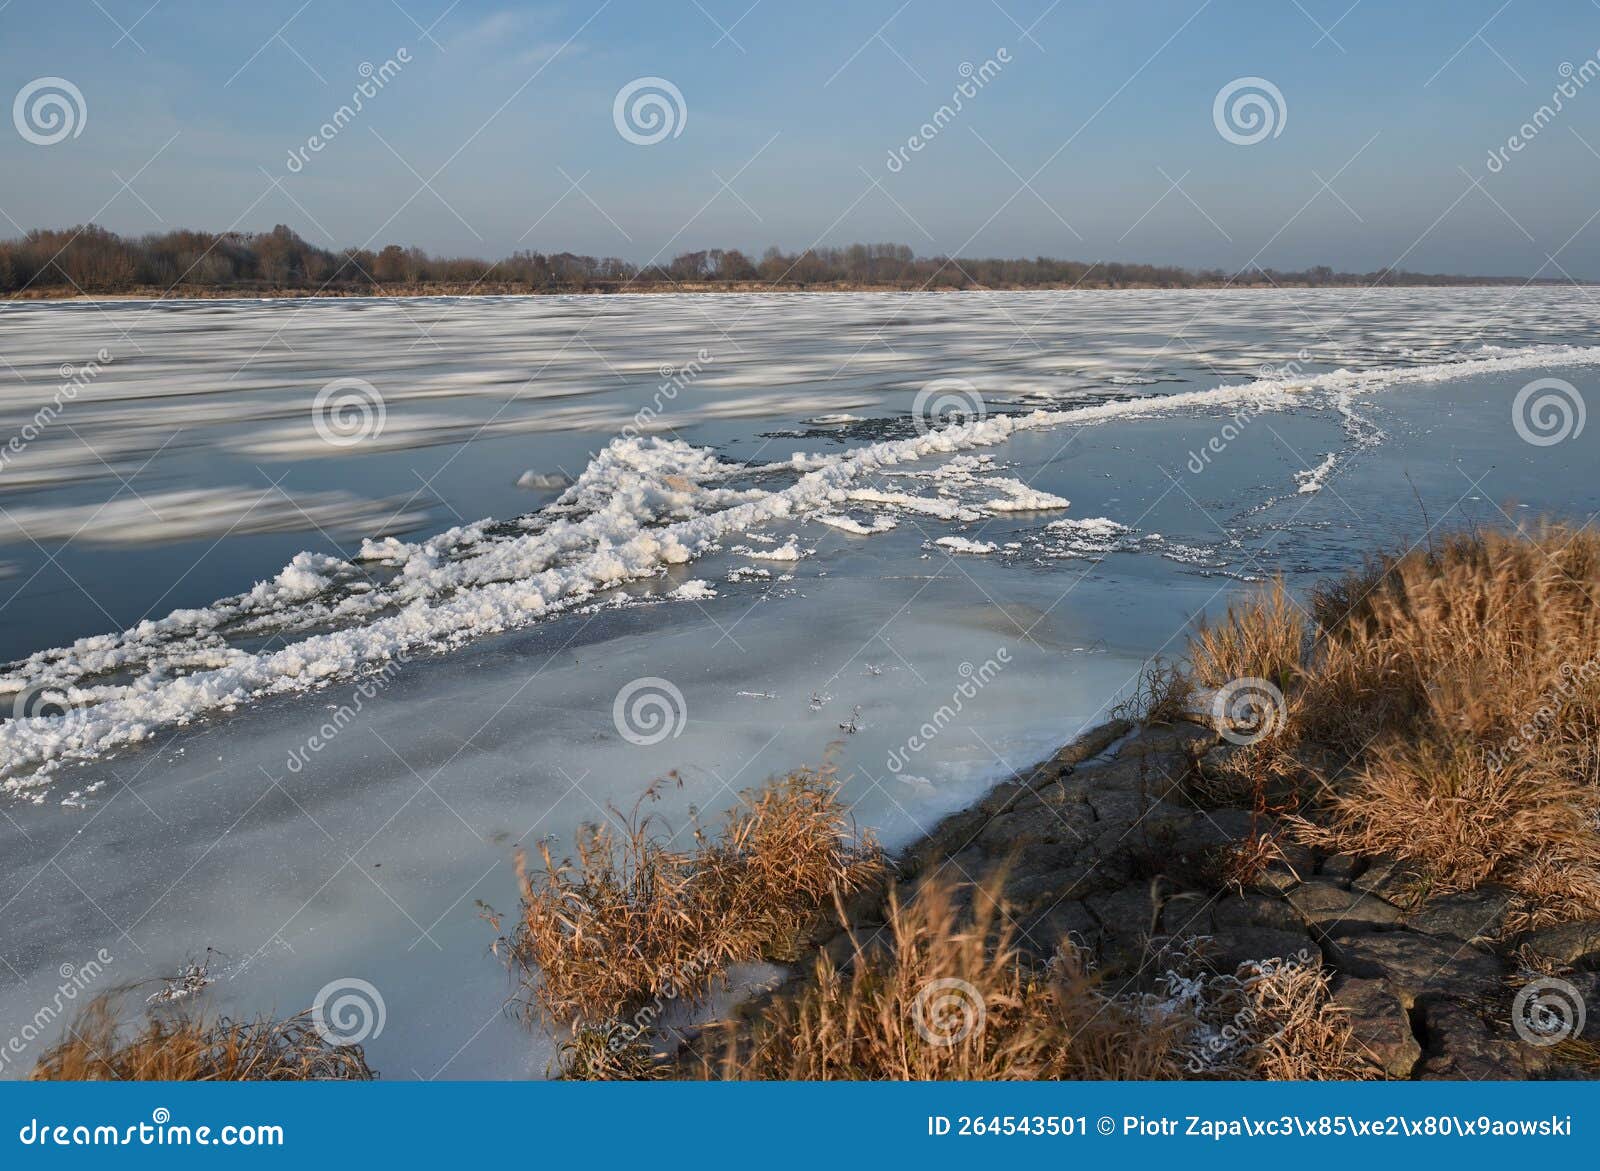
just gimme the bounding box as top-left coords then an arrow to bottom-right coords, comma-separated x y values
1,288 -> 1598,1076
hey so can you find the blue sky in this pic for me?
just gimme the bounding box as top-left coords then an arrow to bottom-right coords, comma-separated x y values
5,0 -> 1600,275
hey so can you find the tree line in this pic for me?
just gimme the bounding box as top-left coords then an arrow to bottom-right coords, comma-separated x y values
0,224 -> 1552,296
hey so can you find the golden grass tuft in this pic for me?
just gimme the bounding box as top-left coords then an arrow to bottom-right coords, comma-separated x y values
711,875 -> 1186,1080
499,766 -> 884,1028
710,873 -> 1366,1081
31,992 -> 375,1081
1197,524 -> 1600,930
1169,948 -> 1373,1080
1190,578 -> 1305,691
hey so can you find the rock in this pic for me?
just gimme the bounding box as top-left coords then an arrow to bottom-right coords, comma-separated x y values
1350,855 -> 1425,909
1083,781 -> 1160,828
1017,901 -> 1100,959
1252,839 -> 1314,895
1515,920 -> 1600,970
1192,807 -> 1258,841
1331,976 -> 1421,1078
1210,926 -> 1320,974
978,779 -> 1028,817
1413,997 -> 1550,1080
1564,972 -> 1600,1042
1324,931 -> 1504,1003
1048,719 -> 1134,769
1212,892 -> 1307,936
976,801 -> 1095,853
1320,853 -> 1360,883
1086,883 -> 1164,943
1081,756 -> 1187,808
1116,721 -> 1216,760
1141,807 -> 1253,862
1406,885 -> 1512,944
1003,856 -> 1109,911
1208,894 -> 1317,971
1288,879 -> 1403,933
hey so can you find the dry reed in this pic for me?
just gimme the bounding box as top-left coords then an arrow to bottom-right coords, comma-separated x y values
499,766 -> 884,1028
31,992 -> 375,1081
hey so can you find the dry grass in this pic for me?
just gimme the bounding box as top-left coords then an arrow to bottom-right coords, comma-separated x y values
1113,658 -> 1196,726
555,1022 -> 665,1081
498,767 -> 884,1028
1190,578 -> 1306,691
709,874 -> 1365,1081
711,875 -> 1185,1080
1195,524 -> 1600,930
31,992 -> 375,1081
1168,947 -> 1372,1080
